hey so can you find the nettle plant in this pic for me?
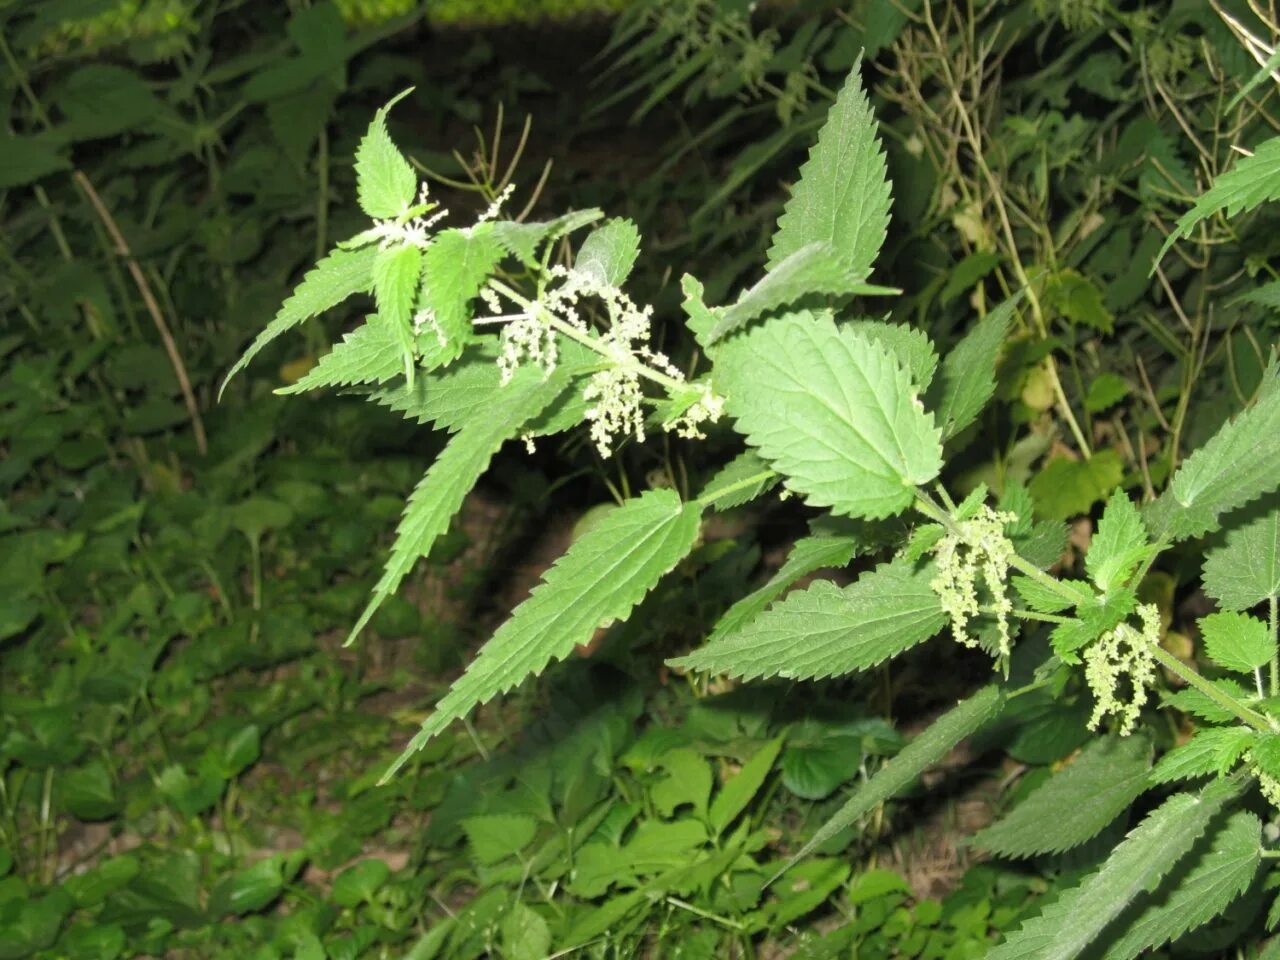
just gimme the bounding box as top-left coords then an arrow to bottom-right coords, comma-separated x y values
228,69 -> 1280,953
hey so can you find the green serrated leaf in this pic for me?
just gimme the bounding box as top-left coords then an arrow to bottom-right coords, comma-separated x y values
715,312 -> 942,519
348,369 -> 570,646
767,59 -> 892,281
278,316 -> 401,394
381,489 -> 702,781
1150,727 -> 1255,784
986,776 -> 1244,960
1144,366 -> 1280,541
670,558 -> 946,682
1013,576 -> 1088,614
707,532 -> 861,644
354,90 -> 417,219
1156,135 -> 1280,267
490,209 -> 605,266
971,735 -> 1151,857
1099,811 -> 1261,960
697,450 -> 779,510
775,686 -> 1004,880
1203,506 -> 1280,611
1087,490 -> 1149,592
222,244 -> 376,396
1201,611 -> 1276,674
574,218 -> 641,287
709,243 -> 894,343
419,228 -> 502,363
1163,679 -> 1253,724
924,292 -> 1020,440
844,319 -> 938,391
373,243 -> 421,336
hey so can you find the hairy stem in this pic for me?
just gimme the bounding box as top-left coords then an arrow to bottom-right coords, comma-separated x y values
1148,642 -> 1272,731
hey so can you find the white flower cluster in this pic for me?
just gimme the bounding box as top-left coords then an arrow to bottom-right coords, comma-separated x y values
930,505 -> 1018,661
369,183 -> 448,250
1084,602 -> 1160,735
490,265 -> 723,458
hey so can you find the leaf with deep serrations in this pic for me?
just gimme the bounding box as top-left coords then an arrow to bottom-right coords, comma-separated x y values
971,735 -> 1151,857
766,60 -> 891,281
1156,135 -> 1280,267
844,319 -> 938,391
1144,365 -> 1280,541
715,312 -> 943,519
924,292 -> 1020,440
670,559 -> 945,682
1087,490 -> 1149,592
1098,811 -> 1261,960
708,243 -> 894,343
697,450 -> 779,511
354,90 -> 417,219
986,776 -> 1243,960
775,687 -> 1004,880
1151,728 -> 1255,784
705,532 -> 862,645
1201,611 -> 1276,674
222,244 -> 376,396
347,369 -> 571,646
278,317 -> 401,394
419,228 -> 502,364
381,489 -> 703,780
1204,505 -> 1280,611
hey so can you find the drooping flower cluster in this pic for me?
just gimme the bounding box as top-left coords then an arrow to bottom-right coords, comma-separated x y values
1084,602 -> 1160,735
1252,760 -> 1280,811
490,264 -> 723,457
930,505 -> 1018,661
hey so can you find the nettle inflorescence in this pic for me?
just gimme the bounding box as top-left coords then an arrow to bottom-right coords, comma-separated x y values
1083,603 -> 1160,735
929,503 -> 1018,663
486,261 -> 723,457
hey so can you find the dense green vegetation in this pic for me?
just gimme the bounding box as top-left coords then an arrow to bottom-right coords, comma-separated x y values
4,1 -> 1280,957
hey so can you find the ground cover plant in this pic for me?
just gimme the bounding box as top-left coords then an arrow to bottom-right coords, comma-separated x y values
4,0 -> 1280,957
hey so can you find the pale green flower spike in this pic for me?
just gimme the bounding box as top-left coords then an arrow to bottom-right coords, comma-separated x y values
930,504 -> 1018,663
1253,762 -> 1280,811
1084,602 -> 1161,735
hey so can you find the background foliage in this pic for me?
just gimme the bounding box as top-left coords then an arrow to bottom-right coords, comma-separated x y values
3,0 -> 1280,957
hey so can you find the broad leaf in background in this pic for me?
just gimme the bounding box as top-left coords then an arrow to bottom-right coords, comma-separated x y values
381,489 -> 703,779
573,218 -> 641,287
971,735 -> 1152,857
1098,811 -> 1261,960
716,313 -> 943,519
347,368 -> 572,645
221,244 -> 377,395
766,57 -> 891,281
776,687 -> 1004,880
1203,505 -> 1280,611
670,558 -> 945,681
924,292 -> 1020,440
0,134 -> 71,189
987,777 -> 1243,960
1144,365 -> 1280,540
353,89 -> 417,219
1156,135 -> 1280,265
